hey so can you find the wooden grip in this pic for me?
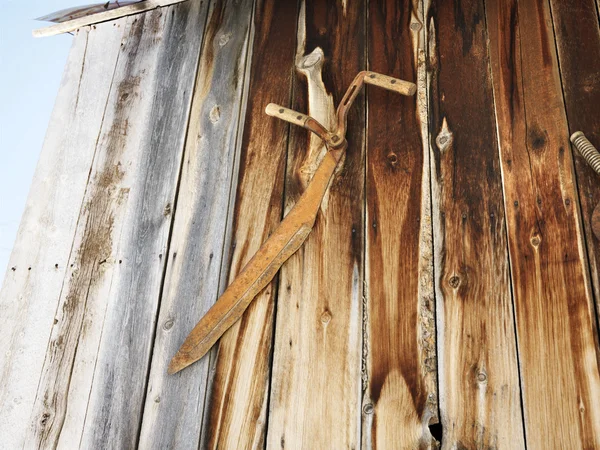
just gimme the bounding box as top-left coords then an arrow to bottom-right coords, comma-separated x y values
363,71 -> 416,96
265,103 -> 309,127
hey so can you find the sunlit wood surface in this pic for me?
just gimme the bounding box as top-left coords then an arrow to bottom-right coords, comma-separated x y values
1,0 -> 599,448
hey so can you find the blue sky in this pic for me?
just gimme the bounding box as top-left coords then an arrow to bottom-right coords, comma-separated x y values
0,1 -> 82,273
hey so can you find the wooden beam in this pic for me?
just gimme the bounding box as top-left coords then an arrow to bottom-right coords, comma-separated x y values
550,0 -> 600,326
137,0 -> 255,447
33,0 -> 188,38
198,0 -> 299,448
425,0 -> 525,446
485,0 -> 600,446
22,2 -> 210,448
0,23 -> 123,449
362,0 -> 437,447
266,1 -> 365,448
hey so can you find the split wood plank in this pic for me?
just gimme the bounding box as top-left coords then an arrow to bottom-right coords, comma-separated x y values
137,0 -> 255,448
485,0 -> 600,447
20,2 -> 210,448
33,0 -> 188,38
198,1 -> 299,448
425,0 -> 525,447
266,1 -> 365,448
362,0 -> 437,447
550,0 -> 600,325
0,23 -> 124,449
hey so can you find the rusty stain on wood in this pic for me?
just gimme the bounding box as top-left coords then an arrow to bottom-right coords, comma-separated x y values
486,0 -> 600,446
362,0 -> 437,448
426,0 -> 525,446
550,0 -> 600,327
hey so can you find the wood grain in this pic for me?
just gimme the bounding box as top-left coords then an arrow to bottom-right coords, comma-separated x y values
199,0 -> 299,448
425,0 -> 525,447
549,0 -> 600,325
266,1 -> 365,448
137,0 -> 253,447
485,0 -> 600,446
362,0 -> 437,448
0,24 -> 123,449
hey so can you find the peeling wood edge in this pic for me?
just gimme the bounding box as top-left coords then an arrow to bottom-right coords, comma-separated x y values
33,0 -> 189,38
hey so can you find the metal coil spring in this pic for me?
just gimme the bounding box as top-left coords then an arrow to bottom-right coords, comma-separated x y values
571,131 -> 600,175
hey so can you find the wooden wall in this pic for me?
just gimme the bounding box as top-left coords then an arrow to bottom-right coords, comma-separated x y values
1,0 -> 599,448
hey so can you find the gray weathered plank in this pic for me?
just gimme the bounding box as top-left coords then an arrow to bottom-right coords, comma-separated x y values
138,0 -> 255,447
77,3 -> 210,447
20,2 -> 210,448
0,23 -> 124,449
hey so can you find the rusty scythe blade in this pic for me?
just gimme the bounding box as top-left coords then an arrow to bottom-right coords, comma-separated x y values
169,71 -> 416,375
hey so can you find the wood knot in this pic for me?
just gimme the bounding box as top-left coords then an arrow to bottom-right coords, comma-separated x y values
477,371 -> 488,384
218,33 -> 231,47
40,412 -> 51,426
162,319 -> 174,331
530,235 -> 541,247
448,276 -> 460,289
410,22 -> 422,31
387,152 -> 398,167
436,118 -> 453,152
320,310 -> 332,324
363,403 -> 374,414
209,105 -> 220,123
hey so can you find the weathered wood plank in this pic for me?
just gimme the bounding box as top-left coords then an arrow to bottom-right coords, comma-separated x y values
485,0 -> 600,447
362,0 -> 437,447
425,0 -> 525,447
0,24 -> 124,449
137,0 -> 254,447
198,1 -> 299,448
550,0 -> 600,325
19,2 -> 210,448
33,0 -> 189,38
78,3 -> 209,447
266,1 -> 365,448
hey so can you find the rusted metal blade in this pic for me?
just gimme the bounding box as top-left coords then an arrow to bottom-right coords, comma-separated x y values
168,149 -> 344,374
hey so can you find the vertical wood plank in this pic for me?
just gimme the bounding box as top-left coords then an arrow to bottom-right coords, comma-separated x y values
78,3 -> 210,447
362,0 -> 437,447
266,1 -> 365,448
425,0 -> 525,447
0,24 -> 123,449
485,0 -> 600,446
549,0 -> 600,325
137,0 -> 255,448
200,1 -> 299,448
19,2 -> 210,448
